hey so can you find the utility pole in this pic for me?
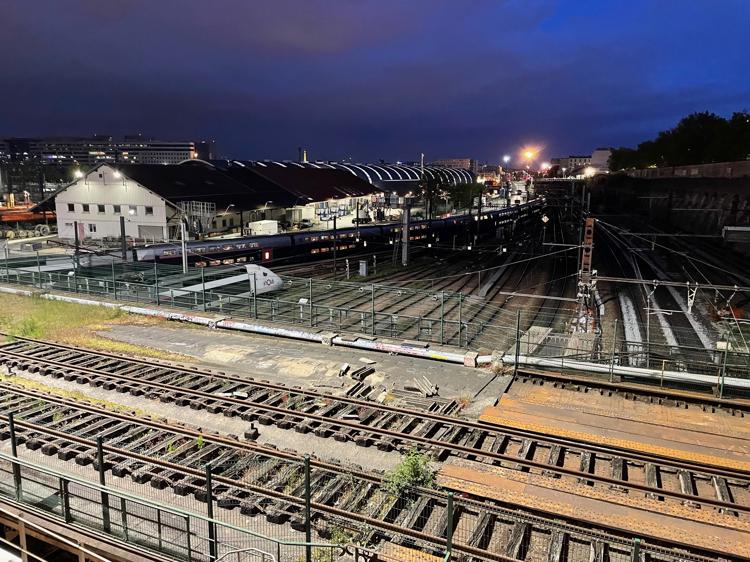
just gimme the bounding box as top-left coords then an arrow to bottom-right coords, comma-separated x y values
401,205 -> 410,267
119,216 -> 127,261
355,201 -> 360,240
180,220 -> 188,274
577,218 -> 596,333
73,220 -> 80,260
332,215 -> 338,279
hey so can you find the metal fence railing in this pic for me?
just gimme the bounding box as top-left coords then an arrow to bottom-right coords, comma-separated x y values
2,253 -> 749,383
0,406 -> 463,562
0,447 -> 348,562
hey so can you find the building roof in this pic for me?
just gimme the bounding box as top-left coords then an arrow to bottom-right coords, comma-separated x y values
245,162 -> 376,201
32,162 -> 278,212
34,158 -> 476,213
115,163 -> 260,209
228,160 -> 475,192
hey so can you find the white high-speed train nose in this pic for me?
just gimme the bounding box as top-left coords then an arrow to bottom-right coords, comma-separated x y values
246,264 -> 283,295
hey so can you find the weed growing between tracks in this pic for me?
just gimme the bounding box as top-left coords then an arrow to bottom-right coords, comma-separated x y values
385,449 -> 436,495
0,293 -> 193,362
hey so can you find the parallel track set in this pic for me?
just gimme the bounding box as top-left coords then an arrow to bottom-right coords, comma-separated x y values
0,335 -> 748,561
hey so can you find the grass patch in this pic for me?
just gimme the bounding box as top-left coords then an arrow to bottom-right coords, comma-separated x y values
0,374 -> 149,418
0,294 -> 193,362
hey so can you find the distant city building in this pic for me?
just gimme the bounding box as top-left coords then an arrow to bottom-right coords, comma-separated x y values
431,158 -> 479,174
590,148 -> 612,172
550,154 -> 592,171
195,139 -> 218,161
0,135 -> 199,166
476,165 -> 502,185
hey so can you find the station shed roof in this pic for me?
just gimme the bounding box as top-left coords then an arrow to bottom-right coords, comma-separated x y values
220,159 -> 475,194
32,162 -> 268,212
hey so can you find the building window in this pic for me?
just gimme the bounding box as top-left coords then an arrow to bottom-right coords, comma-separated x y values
229,217 -> 235,227
113,205 -> 121,214
67,203 -> 74,212
145,206 -> 153,215
82,204 -> 90,213
222,219 -> 227,228
98,204 -> 105,213
88,224 -> 97,233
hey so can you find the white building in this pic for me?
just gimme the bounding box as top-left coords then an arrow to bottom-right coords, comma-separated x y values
54,165 -> 171,241
48,163 -> 263,242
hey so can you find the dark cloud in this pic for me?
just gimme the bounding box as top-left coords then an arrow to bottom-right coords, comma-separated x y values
0,0 -> 748,161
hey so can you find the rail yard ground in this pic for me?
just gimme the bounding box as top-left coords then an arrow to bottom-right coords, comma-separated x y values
1,286 -> 750,560
1,215 -> 750,562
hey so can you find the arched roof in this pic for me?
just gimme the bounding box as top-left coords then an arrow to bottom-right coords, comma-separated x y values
240,160 -> 474,188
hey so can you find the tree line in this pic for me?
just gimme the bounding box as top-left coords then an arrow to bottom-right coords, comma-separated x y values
610,111 -> 750,171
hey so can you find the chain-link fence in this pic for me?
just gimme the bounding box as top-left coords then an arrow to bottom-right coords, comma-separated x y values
2,251 -> 748,386
0,253 -> 571,351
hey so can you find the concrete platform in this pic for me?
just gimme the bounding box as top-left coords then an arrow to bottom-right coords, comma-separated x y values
479,381 -> 750,471
439,458 -> 750,559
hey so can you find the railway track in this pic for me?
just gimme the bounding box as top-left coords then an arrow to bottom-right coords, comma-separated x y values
0,380 -> 732,562
2,336 -> 749,519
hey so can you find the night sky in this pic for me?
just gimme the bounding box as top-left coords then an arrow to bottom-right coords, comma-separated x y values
1,0 -> 748,163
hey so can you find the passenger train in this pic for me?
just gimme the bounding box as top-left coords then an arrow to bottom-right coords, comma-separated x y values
134,199 -> 545,267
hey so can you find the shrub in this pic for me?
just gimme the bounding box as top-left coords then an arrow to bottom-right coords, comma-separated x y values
385,450 -> 434,495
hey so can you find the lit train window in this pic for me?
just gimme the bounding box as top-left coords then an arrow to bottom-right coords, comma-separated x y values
162,250 -> 177,256
237,257 -> 247,263
263,251 -> 271,260
311,249 -> 320,254
222,259 -> 235,265
311,236 -> 320,242
196,261 -> 207,268
210,260 -> 221,266
320,247 -> 330,253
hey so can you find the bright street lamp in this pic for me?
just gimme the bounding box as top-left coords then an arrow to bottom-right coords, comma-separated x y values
502,155 -> 511,164
73,169 -> 84,179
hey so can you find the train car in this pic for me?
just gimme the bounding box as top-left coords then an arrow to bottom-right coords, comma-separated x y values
159,264 -> 283,304
134,199 -> 545,267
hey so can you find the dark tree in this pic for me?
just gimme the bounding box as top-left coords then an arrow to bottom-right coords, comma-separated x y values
609,110 -> 750,170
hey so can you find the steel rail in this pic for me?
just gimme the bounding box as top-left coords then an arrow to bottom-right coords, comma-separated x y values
0,382 -> 676,562
1,350 -> 749,516
0,383 -> 735,562
2,336 -> 748,481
